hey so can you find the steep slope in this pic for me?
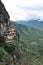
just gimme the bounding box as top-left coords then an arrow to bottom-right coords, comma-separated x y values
10,21 -> 43,65
16,20 -> 43,30
0,1 -> 22,65
11,21 -> 43,43
0,0 -> 9,20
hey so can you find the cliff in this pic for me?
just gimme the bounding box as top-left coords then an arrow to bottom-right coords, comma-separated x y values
0,0 -> 10,22
0,1 -> 21,65
0,0 -> 16,43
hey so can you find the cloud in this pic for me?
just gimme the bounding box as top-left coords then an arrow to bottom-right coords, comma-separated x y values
16,0 -> 43,11
2,0 -> 43,21
17,6 -> 43,11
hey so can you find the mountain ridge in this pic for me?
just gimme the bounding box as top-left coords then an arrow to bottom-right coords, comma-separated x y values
13,20 -> 43,30
10,21 -> 43,44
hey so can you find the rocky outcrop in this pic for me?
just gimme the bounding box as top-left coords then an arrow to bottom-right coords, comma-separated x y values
0,0 -> 16,43
0,0 -> 10,34
0,0 -> 10,22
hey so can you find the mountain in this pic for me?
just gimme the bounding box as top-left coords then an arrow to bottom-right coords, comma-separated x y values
15,20 -> 43,30
0,1 -> 22,65
0,0 -> 9,20
11,21 -> 43,43
1,0 -> 43,65
11,21 -> 43,52
10,21 -> 43,65
0,18 -> 43,65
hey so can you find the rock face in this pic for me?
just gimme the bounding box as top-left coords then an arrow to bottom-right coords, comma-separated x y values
0,0 -> 10,34
0,0 -> 16,42
0,0 -> 10,21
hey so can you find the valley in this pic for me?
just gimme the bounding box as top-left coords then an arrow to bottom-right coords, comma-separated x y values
10,21 -> 43,65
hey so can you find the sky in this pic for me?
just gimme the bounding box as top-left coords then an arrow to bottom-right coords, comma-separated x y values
1,0 -> 43,21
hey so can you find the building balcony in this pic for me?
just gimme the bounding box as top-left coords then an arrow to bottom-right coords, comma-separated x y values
3,27 -> 16,42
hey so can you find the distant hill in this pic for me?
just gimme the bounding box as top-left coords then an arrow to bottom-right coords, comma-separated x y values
15,20 -> 43,30
10,21 -> 43,65
10,21 -> 43,48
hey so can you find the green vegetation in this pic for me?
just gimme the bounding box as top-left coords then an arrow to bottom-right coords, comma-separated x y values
0,31 -> 22,65
10,21 -> 43,65
0,21 -> 43,65
1,0 -> 43,64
